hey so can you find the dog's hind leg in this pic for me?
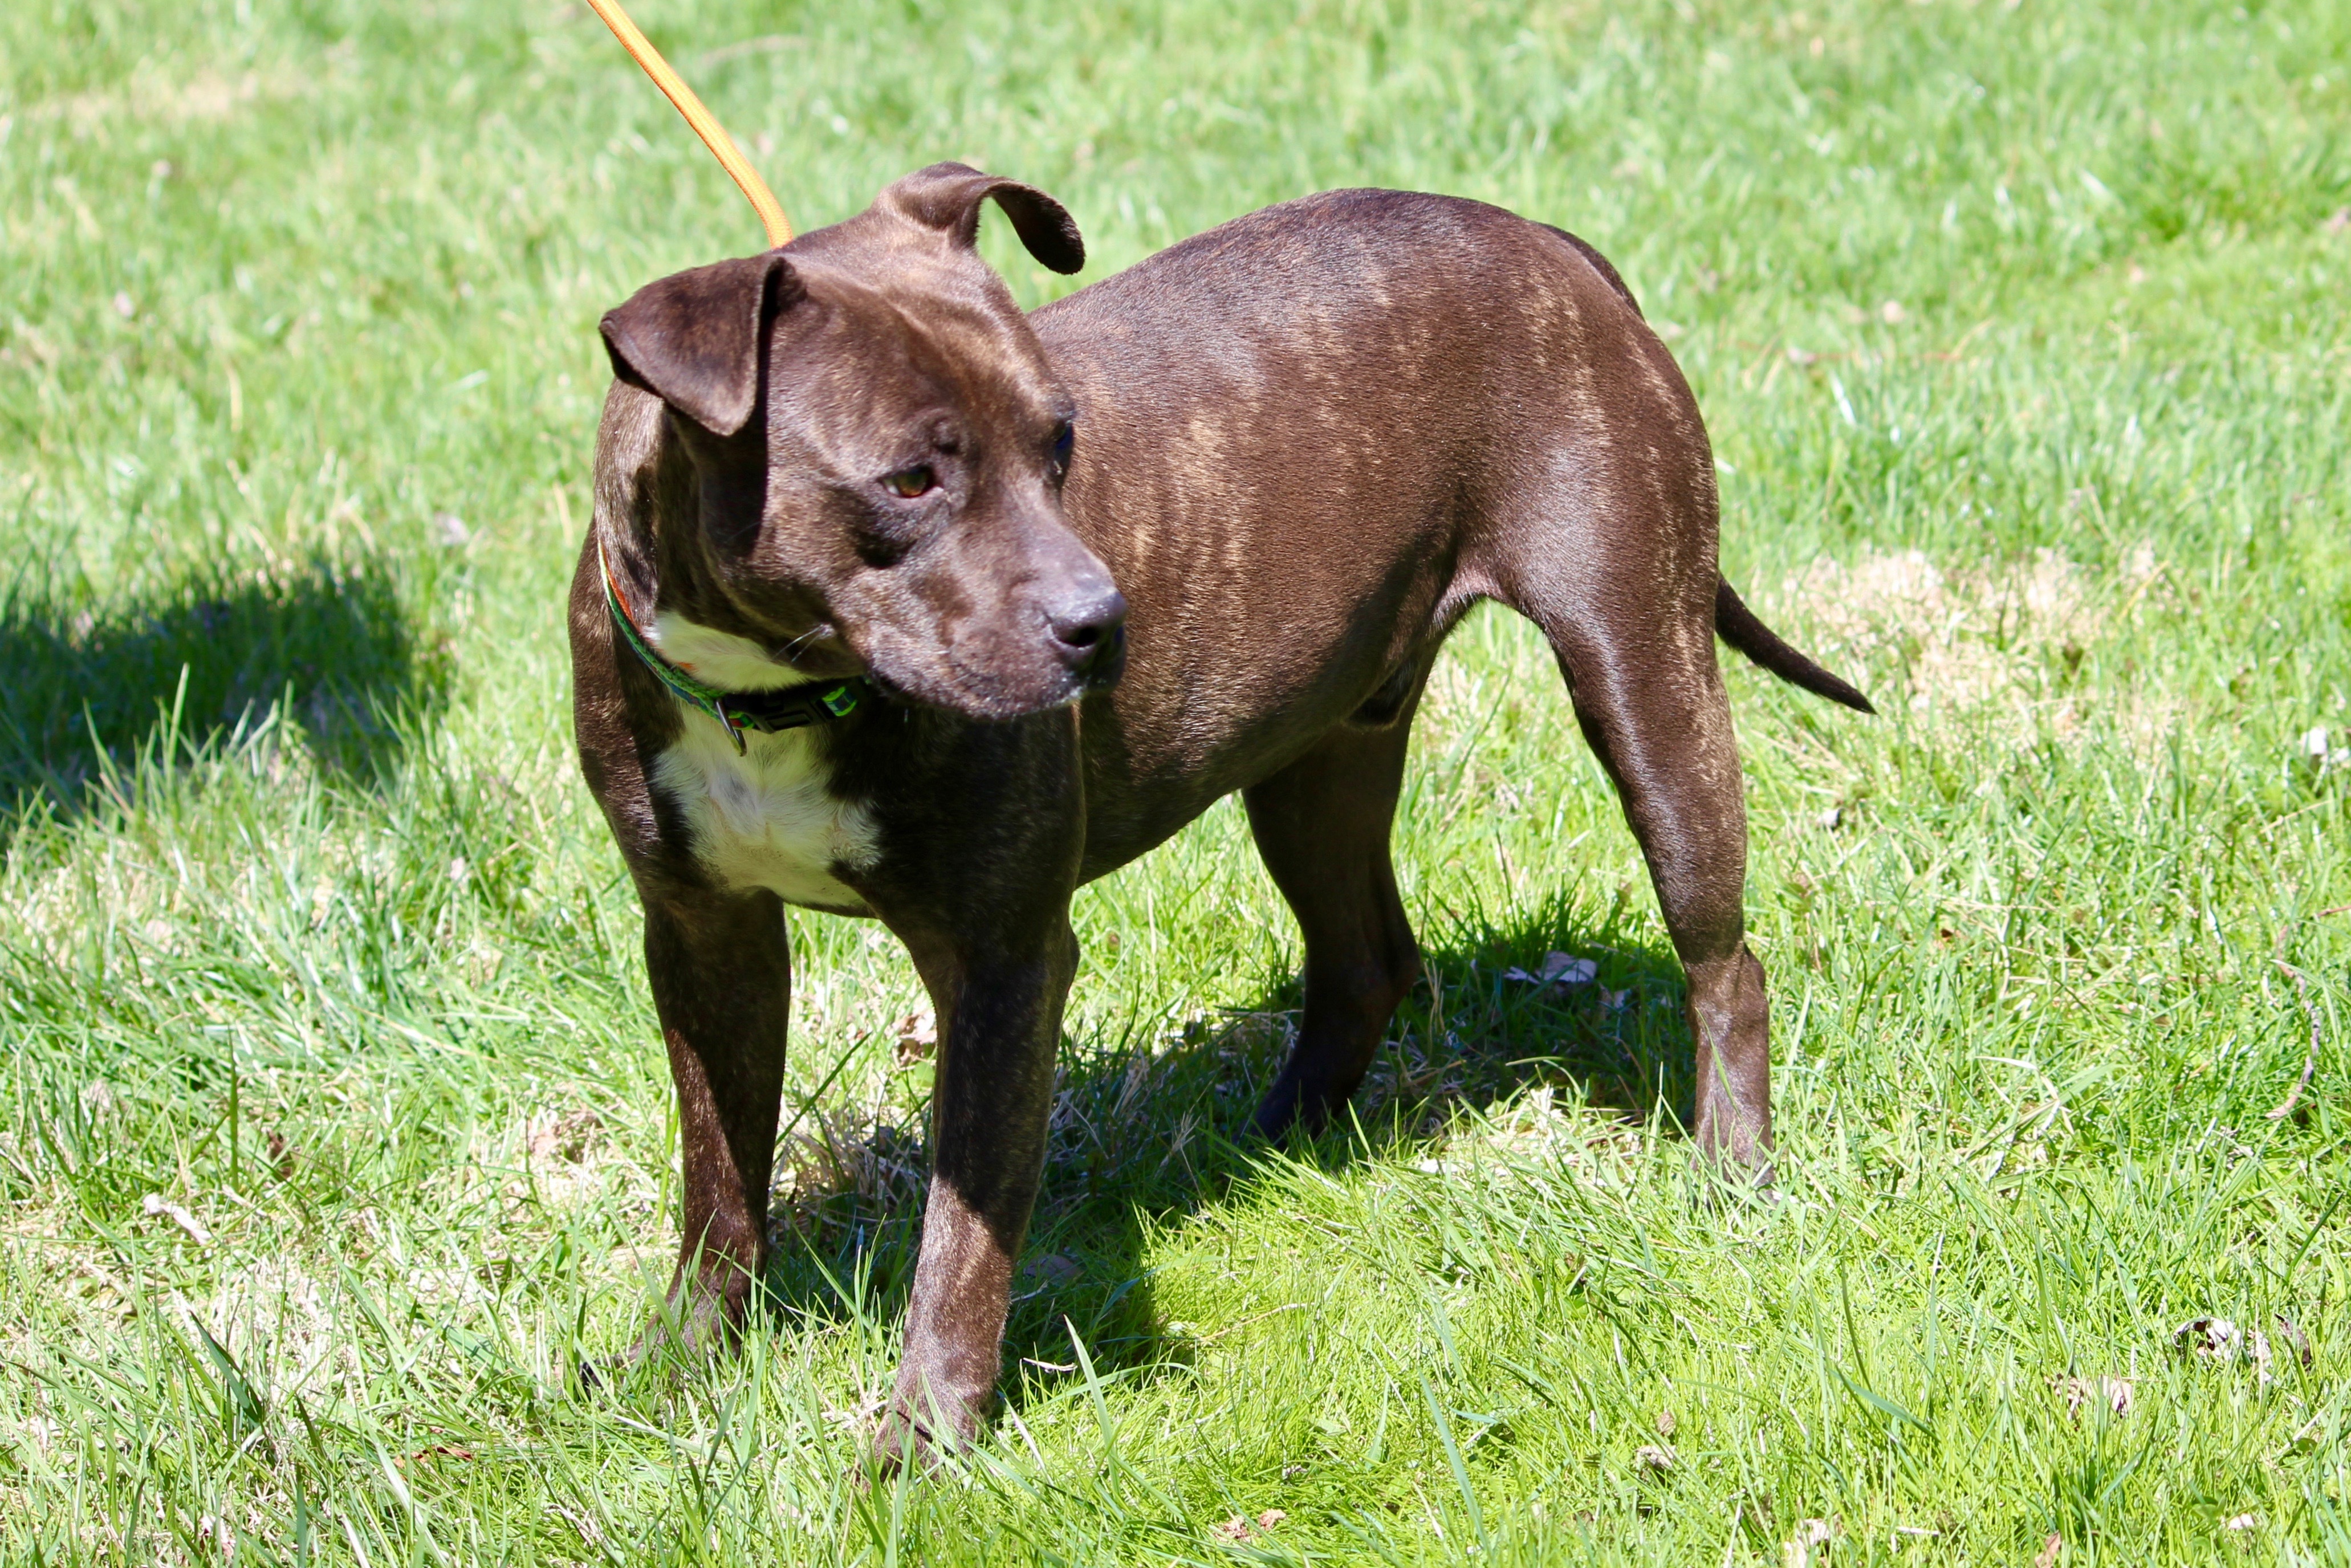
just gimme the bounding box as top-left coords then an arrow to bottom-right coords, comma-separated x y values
1509,537 -> 1774,1175
1243,713 -> 1423,1138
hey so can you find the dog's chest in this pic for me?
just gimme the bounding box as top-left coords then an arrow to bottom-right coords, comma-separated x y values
651,720 -> 879,912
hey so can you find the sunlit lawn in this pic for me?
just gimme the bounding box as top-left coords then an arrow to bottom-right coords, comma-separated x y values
3,0 -> 2349,1561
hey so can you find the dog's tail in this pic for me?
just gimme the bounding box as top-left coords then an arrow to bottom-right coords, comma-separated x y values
1715,579 -> 1876,714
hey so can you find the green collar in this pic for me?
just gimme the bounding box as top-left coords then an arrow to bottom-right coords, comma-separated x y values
599,539 -> 864,755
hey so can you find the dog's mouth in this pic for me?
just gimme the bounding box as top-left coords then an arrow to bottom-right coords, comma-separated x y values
854,626 -> 1125,723
853,662 -> 912,706
822,561 -> 1128,722
1072,620 -> 1126,690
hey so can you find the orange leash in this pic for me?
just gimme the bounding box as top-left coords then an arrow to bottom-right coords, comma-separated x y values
581,0 -> 794,248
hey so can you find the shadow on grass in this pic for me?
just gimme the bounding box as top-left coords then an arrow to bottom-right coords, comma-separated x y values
759,892 -> 1695,1407
0,556 -> 446,825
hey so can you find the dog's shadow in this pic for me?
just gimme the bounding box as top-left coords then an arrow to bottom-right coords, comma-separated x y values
0,557 -> 442,825
759,895 -> 1694,1407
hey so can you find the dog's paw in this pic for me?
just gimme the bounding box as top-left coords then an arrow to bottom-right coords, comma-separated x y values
864,1406 -> 957,1485
1247,1077 -> 1346,1143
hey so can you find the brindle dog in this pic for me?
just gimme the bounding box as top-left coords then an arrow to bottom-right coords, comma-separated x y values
570,163 -> 1870,1463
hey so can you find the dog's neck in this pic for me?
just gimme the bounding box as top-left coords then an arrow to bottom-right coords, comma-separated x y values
599,532 -> 867,757
599,427 -> 831,695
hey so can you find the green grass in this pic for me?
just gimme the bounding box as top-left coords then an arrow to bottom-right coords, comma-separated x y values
3,0 -> 2350,1559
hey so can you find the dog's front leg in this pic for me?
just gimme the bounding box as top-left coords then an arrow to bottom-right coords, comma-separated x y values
636,886 -> 791,1357
878,919 -> 1076,1465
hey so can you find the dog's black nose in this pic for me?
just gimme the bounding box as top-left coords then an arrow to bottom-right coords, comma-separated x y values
1044,585 -> 1128,674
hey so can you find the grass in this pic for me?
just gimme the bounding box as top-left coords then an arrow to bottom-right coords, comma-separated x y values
3,0 -> 2350,1559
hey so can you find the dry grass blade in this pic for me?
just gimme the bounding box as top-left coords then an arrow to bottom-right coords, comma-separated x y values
2265,958 -> 2325,1121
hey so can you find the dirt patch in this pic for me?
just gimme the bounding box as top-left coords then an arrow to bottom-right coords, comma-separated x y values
1771,544 -> 2177,745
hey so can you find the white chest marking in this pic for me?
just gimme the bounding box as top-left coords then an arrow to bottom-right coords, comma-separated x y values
641,617 -> 879,911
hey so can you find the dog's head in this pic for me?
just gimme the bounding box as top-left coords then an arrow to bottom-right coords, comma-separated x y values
599,163 -> 1124,720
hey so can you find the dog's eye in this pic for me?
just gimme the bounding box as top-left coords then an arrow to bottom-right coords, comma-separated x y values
1048,422 -> 1075,473
882,465 -> 935,499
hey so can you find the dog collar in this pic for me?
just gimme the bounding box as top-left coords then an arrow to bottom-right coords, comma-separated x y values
598,539 -> 864,755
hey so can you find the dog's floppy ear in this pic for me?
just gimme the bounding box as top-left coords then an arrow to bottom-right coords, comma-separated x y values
879,162 -> 1085,275
599,252 -> 803,438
